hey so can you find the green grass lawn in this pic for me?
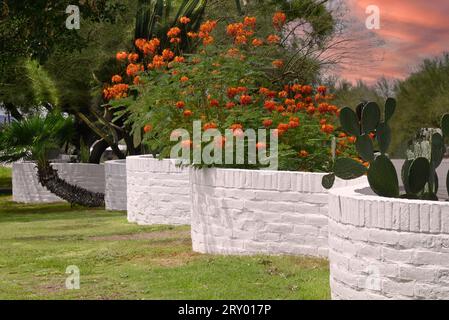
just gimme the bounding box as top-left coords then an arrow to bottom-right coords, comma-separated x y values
0,166 -> 12,190
0,169 -> 330,300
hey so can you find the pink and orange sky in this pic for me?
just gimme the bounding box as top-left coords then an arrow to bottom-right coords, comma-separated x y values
337,0 -> 449,83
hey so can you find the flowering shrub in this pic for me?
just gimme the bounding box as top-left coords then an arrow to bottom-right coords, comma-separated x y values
106,13 -> 357,172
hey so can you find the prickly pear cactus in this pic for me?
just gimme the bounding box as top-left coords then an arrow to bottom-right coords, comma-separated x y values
323,99 -> 448,202
323,98 -> 399,198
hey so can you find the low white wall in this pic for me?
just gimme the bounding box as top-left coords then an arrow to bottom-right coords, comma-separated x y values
126,156 -> 190,225
105,160 -> 127,211
190,168 -> 367,258
12,162 -> 105,203
329,185 -> 449,300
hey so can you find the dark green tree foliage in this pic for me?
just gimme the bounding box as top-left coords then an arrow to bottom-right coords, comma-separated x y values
0,0 -> 127,127
392,54 -> 449,155
0,0 -> 125,65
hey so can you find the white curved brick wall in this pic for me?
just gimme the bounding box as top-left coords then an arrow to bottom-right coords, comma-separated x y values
329,185 -> 449,300
126,156 -> 190,225
190,168 -> 367,258
105,160 -> 127,211
12,162 -> 105,203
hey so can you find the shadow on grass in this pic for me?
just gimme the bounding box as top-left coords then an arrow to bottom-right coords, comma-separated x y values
0,189 -> 12,196
0,196 -> 122,224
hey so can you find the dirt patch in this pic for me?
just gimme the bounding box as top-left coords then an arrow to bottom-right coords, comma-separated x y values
89,230 -> 191,241
150,251 -> 200,267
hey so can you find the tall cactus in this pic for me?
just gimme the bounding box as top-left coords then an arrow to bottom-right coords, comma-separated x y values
323,97 -> 449,201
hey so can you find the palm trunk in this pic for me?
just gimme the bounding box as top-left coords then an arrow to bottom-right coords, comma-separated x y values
36,161 -> 105,207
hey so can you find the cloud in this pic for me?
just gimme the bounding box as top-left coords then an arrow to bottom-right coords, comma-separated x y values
337,0 -> 449,83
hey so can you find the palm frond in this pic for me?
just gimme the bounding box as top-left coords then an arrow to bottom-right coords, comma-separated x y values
134,0 -> 207,52
0,112 -> 74,163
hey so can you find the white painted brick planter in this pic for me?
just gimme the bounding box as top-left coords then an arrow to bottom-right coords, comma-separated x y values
105,160 -> 127,211
329,184 -> 449,300
12,162 -> 105,203
190,168 -> 367,258
126,155 -> 190,225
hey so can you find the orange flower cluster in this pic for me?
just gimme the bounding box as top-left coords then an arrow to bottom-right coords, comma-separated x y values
225,47 -> 244,59
252,38 -> 264,46
321,124 -> 335,134
212,84 -> 338,140
299,150 -> 309,158
116,51 -> 127,61
176,101 -> 185,109
134,38 -> 161,56
196,20 -> 217,46
203,122 -> 218,130
267,34 -> 281,44
272,59 -> 284,68
273,11 -> 287,30
162,49 -> 175,61
144,124 -> 153,133
126,63 -> 143,76
103,83 -> 129,100
209,98 -> 220,107
227,86 -> 248,98
148,55 -> 164,69
244,16 -> 256,28
179,16 -> 191,24
263,119 -> 273,127
128,53 -> 139,63
111,75 -> 122,83
174,56 -> 185,63
226,16 -> 257,45
240,95 -> 252,105
167,27 -> 182,44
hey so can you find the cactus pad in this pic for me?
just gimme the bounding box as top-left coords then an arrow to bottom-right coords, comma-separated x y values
340,107 -> 361,136
361,102 -> 381,134
367,155 -> 399,198
333,158 -> 367,180
408,157 -> 430,194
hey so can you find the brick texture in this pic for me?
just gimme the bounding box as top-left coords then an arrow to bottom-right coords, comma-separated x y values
329,185 -> 449,300
126,156 -> 190,225
12,162 -> 105,203
190,168 -> 366,258
105,160 -> 127,211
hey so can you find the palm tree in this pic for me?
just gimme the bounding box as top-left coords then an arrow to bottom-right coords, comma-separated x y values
0,112 -> 105,207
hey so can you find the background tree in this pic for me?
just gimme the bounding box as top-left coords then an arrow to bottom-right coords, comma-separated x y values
0,112 -> 105,207
391,53 -> 449,157
328,79 -> 386,109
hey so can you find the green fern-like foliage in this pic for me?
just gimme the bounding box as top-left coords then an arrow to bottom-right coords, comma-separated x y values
0,112 -> 74,165
135,0 -> 207,51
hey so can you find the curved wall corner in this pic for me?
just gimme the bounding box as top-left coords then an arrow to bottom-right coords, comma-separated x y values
105,160 -> 127,211
190,168 -> 367,258
329,185 -> 449,300
126,156 -> 190,225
